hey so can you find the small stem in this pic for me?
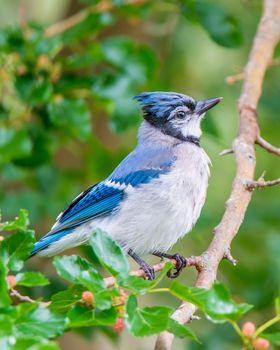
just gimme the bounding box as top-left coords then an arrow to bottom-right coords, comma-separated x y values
148,288 -> 170,294
231,321 -> 245,341
254,315 -> 280,338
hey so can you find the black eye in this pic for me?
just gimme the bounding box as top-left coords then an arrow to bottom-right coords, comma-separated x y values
176,111 -> 187,119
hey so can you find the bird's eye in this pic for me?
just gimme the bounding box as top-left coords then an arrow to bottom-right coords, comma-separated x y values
176,111 -> 187,119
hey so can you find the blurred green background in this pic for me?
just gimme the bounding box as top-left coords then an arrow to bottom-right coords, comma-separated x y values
0,0 -> 279,349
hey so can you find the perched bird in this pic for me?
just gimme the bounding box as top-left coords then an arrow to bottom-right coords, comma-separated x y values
31,92 -> 222,280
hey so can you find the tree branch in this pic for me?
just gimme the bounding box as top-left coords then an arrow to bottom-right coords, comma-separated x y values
226,57 -> 280,85
256,135 -> 280,157
245,177 -> 280,191
154,1 -> 280,349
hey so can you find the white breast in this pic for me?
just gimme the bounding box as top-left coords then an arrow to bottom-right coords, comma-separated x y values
93,143 -> 210,255
38,143 -> 210,257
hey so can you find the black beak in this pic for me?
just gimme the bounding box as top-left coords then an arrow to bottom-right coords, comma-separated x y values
195,97 -> 222,116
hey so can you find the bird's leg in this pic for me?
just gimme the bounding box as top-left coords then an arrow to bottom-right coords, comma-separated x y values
128,249 -> 155,280
153,251 -> 186,278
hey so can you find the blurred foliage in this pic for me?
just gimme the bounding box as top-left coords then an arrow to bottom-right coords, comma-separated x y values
3,213 -> 278,350
0,0 -> 279,349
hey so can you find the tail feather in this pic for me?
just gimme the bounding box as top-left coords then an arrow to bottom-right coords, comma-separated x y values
30,229 -> 73,257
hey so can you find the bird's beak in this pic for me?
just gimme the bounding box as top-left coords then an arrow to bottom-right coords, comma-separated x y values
195,97 -> 223,116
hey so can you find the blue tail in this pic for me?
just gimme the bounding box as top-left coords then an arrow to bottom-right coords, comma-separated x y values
30,229 -> 73,257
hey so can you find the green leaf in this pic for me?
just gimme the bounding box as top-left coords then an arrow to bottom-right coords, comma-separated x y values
170,281 -> 252,322
94,288 -> 117,310
263,332 -> 280,345
184,1 -> 243,48
47,98 -> 91,141
118,262 -> 173,293
15,74 -> 53,105
0,230 -> 35,271
28,342 -> 60,350
0,209 -> 30,231
167,318 -> 198,341
16,272 -> 49,287
89,229 -> 129,277
0,314 -> 13,336
125,295 -> 173,336
0,129 -> 32,164
50,285 -> 84,312
0,260 -> 11,307
15,304 -> 65,338
53,255 -> 104,292
67,304 -> 117,328
61,12 -> 113,44
275,297 -> 280,315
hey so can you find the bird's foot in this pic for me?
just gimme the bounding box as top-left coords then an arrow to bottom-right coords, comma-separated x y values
140,262 -> 156,280
153,252 -> 186,278
128,248 -> 155,280
166,253 -> 186,278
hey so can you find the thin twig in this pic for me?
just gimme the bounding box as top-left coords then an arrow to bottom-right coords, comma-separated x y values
223,248 -> 238,266
226,57 -> 280,85
10,288 -> 37,303
256,136 -> 280,157
219,148 -> 234,156
155,1 -> 280,349
245,177 -> 280,191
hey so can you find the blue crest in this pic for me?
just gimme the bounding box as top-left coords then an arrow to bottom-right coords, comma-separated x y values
134,91 -> 195,122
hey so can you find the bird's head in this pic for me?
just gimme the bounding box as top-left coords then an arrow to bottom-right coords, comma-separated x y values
134,92 -> 222,144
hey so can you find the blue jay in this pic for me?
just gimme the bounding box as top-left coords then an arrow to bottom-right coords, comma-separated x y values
31,92 -> 221,280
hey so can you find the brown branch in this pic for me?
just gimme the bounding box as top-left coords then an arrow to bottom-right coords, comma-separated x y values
245,177 -> 280,191
219,148 -> 234,156
226,57 -> 280,85
44,0 -> 146,38
256,136 -> 280,156
10,288 -> 37,304
155,1 -> 280,349
104,256 -> 202,288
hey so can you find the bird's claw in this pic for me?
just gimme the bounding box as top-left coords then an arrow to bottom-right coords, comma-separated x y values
166,253 -> 186,279
141,263 -> 155,280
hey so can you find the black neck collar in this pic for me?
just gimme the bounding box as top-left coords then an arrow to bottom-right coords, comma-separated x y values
184,135 -> 200,147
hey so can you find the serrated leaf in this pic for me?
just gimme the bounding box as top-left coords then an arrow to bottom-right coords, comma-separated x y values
167,318 -> 198,341
94,288 -> 116,310
47,98 -> 91,141
170,281 -> 252,322
0,230 -> 35,271
263,332 -> 280,345
16,272 -> 49,287
50,285 -> 84,312
125,295 -> 173,336
53,255 -> 104,292
15,304 -> 65,338
89,229 -> 129,277
0,209 -> 30,232
117,262 -> 173,293
66,304 -> 117,328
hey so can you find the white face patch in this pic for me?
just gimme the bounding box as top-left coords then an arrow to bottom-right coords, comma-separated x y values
169,107 -> 202,139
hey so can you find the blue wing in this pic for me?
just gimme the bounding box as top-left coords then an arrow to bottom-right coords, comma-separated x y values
31,157 -> 173,256
31,145 -> 176,256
